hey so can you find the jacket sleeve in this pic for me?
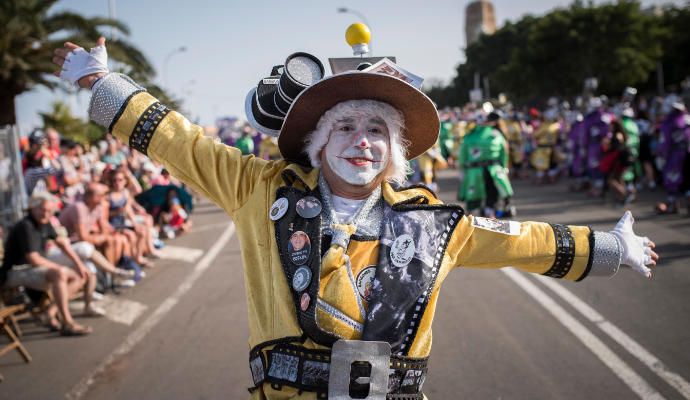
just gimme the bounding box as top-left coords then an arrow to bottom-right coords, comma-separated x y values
447,215 -> 621,281
88,73 -> 271,215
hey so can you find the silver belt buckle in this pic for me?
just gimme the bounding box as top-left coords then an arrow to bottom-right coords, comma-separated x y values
328,340 -> 391,400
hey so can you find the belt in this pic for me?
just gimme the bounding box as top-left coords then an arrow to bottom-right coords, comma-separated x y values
248,341 -> 428,399
464,160 -> 501,168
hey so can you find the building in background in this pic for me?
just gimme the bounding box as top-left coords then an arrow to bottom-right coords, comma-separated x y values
465,0 -> 496,46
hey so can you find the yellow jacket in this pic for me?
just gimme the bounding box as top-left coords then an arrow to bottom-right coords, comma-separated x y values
113,92 -> 594,399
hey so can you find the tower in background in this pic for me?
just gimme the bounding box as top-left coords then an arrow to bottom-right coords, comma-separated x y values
465,0 -> 496,46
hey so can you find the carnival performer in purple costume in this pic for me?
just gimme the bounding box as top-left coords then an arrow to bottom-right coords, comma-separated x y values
655,102 -> 690,214
584,98 -> 612,196
568,113 -> 588,191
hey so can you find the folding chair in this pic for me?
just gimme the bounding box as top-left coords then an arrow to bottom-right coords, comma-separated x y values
0,304 -> 32,382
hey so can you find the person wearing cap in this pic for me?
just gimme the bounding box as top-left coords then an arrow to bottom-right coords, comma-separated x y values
458,111 -> 514,218
52,39 -> 659,399
1,192 -> 92,335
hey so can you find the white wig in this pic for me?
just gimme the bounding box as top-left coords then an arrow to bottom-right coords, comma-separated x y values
304,100 -> 411,185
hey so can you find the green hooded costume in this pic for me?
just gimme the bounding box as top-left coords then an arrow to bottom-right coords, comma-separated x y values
457,124 -> 514,202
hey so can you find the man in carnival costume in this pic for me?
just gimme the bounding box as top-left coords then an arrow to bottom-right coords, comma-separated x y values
52,38 -> 658,399
458,109 -> 514,218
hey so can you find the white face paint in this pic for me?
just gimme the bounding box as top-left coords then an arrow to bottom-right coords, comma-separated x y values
323,115 -> 390,186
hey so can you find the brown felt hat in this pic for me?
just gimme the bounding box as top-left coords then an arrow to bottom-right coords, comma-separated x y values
277,71 -> 439,165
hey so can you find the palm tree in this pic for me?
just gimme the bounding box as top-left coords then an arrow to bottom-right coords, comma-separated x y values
0,0 -> 161,126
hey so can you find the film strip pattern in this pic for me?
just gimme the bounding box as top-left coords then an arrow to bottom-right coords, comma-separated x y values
129,102 -> 170,156
542,224 -> 576,278
398,210 -> 462,356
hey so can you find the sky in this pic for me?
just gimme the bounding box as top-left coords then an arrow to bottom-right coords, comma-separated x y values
15,0 -> 676,133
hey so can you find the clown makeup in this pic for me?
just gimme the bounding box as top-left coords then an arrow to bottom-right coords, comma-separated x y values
323,115 -> 390,186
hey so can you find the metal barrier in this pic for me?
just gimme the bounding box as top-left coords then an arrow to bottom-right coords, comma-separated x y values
0,125 -> 27,232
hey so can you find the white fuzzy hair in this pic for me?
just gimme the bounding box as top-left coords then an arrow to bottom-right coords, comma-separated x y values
304,100 -> 411,185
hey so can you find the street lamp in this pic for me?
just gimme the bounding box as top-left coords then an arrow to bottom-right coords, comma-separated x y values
163,46 -> 187,89
337,7 -> 373,55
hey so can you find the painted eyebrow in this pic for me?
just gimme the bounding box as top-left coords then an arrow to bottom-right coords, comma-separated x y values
335,117 -> 355,124
368,117 -> 386,126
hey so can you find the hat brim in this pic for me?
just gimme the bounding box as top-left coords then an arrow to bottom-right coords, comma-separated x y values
278,72 -> 439,165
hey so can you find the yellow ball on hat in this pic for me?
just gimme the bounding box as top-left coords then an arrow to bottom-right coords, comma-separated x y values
345,22 -> 371,56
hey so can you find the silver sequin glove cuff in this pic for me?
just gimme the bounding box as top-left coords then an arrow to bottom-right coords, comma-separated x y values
589,231 -> 622,277
88,73 -> 146,129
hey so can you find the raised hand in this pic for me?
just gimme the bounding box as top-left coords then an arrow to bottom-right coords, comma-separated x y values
52,37 -> 109,89
611,211 -> 659,279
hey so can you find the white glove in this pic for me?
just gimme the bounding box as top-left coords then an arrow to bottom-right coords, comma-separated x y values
59,45 -> 109,87
610,211 -> 656,278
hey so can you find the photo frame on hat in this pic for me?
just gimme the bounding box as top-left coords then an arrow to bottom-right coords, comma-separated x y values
328,56 -> 396,75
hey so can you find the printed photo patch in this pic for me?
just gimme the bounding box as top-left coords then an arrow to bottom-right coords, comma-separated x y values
301,360 -> 330,387
472,217 -> 521,235
267,352 -> 299,383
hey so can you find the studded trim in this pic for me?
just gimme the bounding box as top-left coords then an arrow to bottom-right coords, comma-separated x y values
588,231 -> 622,277
397,210 -> 462,355
129,102 -> 170,156
542,224 -> 576,279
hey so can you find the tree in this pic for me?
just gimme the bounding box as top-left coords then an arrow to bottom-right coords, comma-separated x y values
39,100 -> 105,144
0,0 -> 167,126
428,0 -> 671,107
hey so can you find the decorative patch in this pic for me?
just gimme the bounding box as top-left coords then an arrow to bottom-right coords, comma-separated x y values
356,266 -> 377,301
269,197 -> 289,221
296,196 -> 322,219
288,231 -> 311,265
301,360 -> 330,387
292,266 -> 312,292
389,234 -> 415,268
472,217 -> 521,235
267,352 -> 299,383
129,102 -> 170,155
300,292 -> 311,311
249,355 -> 265,385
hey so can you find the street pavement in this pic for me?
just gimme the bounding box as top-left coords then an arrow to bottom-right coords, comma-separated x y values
1,169 -> 689,400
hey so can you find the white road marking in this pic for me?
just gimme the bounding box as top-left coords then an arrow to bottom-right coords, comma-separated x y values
65,223 -> 236,400
535,274 -> 690,399
156,245 -> 204,263
69,297 -> 148,326
501,268 -> 665,400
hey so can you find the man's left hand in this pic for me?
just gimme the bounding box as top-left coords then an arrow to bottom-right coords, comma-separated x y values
611,211 -> 659,279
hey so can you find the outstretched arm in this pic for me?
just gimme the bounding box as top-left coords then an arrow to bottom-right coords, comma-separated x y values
52,38 -> 269,215
449,211 -> 657,281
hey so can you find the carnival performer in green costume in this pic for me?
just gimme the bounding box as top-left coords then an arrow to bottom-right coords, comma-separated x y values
458,112 -> 515,217
621,107 -> 641,193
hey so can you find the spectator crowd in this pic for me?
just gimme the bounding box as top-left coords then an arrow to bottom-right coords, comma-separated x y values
1,129 -> 194,336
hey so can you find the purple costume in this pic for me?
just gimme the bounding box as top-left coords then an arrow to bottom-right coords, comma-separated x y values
657,110 -> 690,195
584,109 -> 612,178
568,120 -> 588,177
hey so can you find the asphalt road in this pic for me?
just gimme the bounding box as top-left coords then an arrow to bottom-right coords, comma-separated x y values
1,169 -> 689,400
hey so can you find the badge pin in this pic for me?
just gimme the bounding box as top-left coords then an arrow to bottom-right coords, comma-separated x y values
292,266 -> 312,292
296,196 -> 322,219
300,292 -> 311,311
390,234 -> 415,268
269,197 -> 289,221
288,231 -> 311,266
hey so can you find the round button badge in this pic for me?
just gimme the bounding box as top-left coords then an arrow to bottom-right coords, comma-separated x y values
389,234 -> 415,268
296,196 -> 322,219
292,266 -> 312,292
288,231 -> 311,265
269,197 -> 289,221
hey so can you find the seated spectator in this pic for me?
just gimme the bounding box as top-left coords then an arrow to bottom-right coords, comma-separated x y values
106,169 -> 157,267
59,183 -> 124,268
58,138 -> 85,205
160,194 -> 192,239
0,192 -> 92,335
101,138 -> 127,167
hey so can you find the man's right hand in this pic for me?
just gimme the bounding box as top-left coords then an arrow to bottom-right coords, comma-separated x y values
52,37 -> 109,89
